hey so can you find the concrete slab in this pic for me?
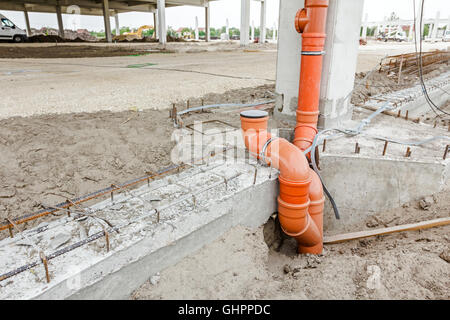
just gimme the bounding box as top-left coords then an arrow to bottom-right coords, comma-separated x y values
321,154 -> 449,233
0,140 -> 277,300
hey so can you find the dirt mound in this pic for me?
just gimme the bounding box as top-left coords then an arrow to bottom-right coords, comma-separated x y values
0,45 -> 169,59
132,189 -> 450,300
117,35 -> 186,43
27,35 -> 91,43
351,60 -> 449,105
27,34 -> 65,43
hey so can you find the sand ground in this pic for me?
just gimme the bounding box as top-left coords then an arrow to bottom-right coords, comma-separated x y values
0,49 -> 276,119
131,190 -> 450,300
1,41 -> 447,119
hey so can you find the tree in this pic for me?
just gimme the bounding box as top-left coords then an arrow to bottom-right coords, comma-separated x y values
119,26 -> 131,35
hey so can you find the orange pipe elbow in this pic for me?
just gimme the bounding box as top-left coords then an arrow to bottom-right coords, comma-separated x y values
241,111 -> 323,254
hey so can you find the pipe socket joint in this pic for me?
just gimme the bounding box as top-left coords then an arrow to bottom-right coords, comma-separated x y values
295,8 -> 308,34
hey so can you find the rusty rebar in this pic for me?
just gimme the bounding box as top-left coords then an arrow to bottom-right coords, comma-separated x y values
1,166 -> 241,282
0,163 -> 186,232
105,231 -> 110,253
40,252 -> 50,283
382,141 -> 388,156
405,147 -> 411,157
314,145 -> 321,170
355,142 -> 360,154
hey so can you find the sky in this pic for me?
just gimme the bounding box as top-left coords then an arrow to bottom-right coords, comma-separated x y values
0,0 -> 449,32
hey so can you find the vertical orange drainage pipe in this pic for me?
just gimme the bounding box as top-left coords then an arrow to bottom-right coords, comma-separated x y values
293,0 -> 329,155
239,0 -> 329,254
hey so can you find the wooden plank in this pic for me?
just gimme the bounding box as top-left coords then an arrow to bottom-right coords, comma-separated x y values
324,217 -> 450,244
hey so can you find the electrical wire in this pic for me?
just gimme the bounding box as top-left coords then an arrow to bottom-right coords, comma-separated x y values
413,0 -> 450,118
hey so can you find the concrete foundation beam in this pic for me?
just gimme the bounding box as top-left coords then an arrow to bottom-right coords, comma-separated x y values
321,155 -> 450,233
0,160 -> 277,300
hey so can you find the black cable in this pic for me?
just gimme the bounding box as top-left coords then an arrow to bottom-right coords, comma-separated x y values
414,0 -> 450,118
310,148 -> 340,220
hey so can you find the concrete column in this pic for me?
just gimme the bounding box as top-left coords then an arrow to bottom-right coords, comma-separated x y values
415,1 -> 424,41
319,0 -> 364,128
56,2 -> 64,38
226,18 -> 229,38
205,2 -> 210,42
274,0 -> 304,118
274,0 -> 364,129
259,0 -> 266,44
157,0 -> 166,45
431,11 -> 440,39
251,20 -> 255,41
272,22 -> 276,41
361,13 -> 368,39
240,0 -> 250,46
23,8 -> 32,37
153,11 -> 158,39
195,16 -> 199,40
102,0 -> 112,43
408,22 -> 414,41
114,12 -> 120,36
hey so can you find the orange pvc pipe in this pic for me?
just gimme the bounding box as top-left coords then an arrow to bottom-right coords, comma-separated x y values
241,112 -> 322,254
239,0 -> 329,255
293,0 -> 329,155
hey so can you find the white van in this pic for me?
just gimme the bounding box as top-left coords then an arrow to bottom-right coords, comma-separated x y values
0,14 -> 27,42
